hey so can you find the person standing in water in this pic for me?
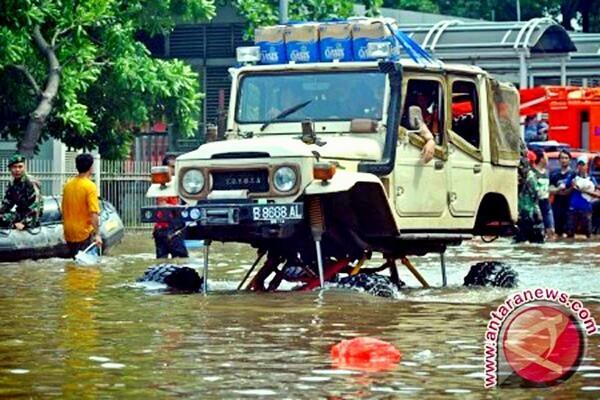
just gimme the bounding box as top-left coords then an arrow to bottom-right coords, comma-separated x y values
153,155 -> 188,259
62,154 -> 102,257
549,150 -> 575,237
565,156 -> 599,238
531,149 -> 554,239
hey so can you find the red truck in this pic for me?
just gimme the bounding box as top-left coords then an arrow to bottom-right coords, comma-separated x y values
520,86 -> 600,151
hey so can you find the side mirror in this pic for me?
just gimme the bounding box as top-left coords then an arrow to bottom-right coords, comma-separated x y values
408,106 -> 424,130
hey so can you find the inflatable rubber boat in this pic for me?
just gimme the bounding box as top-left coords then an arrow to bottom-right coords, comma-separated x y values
0,196 -> 124,262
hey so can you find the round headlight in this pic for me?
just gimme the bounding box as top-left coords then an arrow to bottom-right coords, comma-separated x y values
273,166 -> 297,192
182,169 -> 205,194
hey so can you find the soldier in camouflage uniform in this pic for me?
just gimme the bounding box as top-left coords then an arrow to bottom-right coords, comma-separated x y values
514,149 -> 544,243
0,154 -> 43,230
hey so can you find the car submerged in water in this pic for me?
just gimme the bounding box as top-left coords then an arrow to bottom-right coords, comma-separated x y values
141,19 -> 522,294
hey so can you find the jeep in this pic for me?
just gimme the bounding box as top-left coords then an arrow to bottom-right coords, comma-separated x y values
142,23 -> 522,292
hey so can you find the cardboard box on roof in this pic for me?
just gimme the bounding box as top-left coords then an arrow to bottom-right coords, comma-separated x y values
284,23 -> 320,63
255,25 -> 287,64
319,22 -> 353,62
351,18 -> 397,61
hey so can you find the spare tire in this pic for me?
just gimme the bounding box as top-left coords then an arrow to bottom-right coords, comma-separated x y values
138,264 -> 203,292
463,261 -> 518,288
335,273 -> 404,298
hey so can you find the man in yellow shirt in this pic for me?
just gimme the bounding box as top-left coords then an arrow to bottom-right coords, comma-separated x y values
62,154 -> 102,257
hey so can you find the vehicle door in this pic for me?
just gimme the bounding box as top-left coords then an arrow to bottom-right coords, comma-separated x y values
447,76 -> 483,217
394,75 -> 448,217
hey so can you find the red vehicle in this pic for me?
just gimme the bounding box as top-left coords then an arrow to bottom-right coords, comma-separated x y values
520,86 -> 600,151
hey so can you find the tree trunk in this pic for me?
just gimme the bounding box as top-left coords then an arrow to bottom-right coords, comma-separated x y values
579,0 -> 591,33
560,0 -> 578,31
19,26 -> 60,158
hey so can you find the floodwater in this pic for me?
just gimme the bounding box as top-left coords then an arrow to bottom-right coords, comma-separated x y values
0,233 -> 599,399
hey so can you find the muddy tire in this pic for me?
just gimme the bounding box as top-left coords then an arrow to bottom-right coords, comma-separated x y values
463,261 -> 517,288
138,264 -> 203,292
335,273 -> 404,298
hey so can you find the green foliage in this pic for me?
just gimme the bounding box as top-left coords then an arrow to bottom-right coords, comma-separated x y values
233,0 -> 382,37
0,0 -> 215,159
385,0 -> 599,32
384,0 -> 439,14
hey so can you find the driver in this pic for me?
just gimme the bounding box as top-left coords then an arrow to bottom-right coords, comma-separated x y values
404,88 -> 440,164
415,89 -> 440,135
267,84 -> 307,120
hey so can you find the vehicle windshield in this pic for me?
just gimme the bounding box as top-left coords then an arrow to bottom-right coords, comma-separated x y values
236,71 -> 385,124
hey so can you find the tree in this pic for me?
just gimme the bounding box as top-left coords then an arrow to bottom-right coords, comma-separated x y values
384,0 -> 439,14
0,0 -> 216,159
232,0 -> 383,37
389,0 -> 599,32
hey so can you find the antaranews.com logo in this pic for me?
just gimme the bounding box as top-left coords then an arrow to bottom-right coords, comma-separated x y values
484,287 -> 598,388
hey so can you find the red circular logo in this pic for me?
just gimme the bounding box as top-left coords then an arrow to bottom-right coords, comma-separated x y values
502,305 -> 584,385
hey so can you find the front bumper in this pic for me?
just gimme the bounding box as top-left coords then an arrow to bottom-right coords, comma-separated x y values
141,201 -> 305,242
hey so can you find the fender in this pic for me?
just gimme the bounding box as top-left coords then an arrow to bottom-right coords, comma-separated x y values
146,181 -> 177,198
305,171 -> 398,237
304,171 -> 385,195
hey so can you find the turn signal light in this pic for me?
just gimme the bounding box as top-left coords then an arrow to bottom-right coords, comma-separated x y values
151,166 -> 171,185
313,162 -> 336,181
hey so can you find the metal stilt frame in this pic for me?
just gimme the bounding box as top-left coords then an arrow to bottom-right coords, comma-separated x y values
440,252 -> 448,287
388,259 -> 403,290
203,240 -> 211,295
315,240 -> 325,288
401,257 -> 430,288
308,196 -> 325,289
237,249 -> 266,290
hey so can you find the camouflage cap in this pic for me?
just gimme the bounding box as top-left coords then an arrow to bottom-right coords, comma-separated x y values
7,153 -> 26,167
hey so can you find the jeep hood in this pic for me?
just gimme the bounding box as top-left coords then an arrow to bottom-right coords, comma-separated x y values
178,136 -> 383,161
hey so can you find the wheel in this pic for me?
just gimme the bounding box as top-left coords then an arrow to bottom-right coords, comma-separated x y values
334,273 -> 404,298
463,261 -> 517,288
138,264 -> 203,292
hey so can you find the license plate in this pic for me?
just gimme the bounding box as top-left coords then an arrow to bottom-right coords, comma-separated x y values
251,204 -> 303,222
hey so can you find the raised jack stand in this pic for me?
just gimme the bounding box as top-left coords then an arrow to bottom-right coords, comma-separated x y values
440,252 -> 448,287
237,249 -> 266,290
314,240 -> 325,288
307,197 -> 325,288
387,259 -> 403,290
400,257 -> 430,288
203,240 -> 211,295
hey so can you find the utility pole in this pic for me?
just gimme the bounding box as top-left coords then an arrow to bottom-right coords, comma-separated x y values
516,0 -> 521,21
279,0 -> 288,24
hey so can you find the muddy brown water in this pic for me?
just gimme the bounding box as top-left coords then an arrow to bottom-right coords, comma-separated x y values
0,233 -> 599,399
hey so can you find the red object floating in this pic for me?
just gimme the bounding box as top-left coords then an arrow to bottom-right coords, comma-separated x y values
331,337 -> 402,372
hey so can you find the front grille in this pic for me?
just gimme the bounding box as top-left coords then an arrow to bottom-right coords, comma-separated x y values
211,170 -> 269,193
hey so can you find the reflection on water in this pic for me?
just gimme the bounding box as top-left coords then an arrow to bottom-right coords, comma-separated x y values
0,233 -> 598,398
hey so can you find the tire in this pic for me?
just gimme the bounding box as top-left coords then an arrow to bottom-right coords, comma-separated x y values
335,273 -> 404,298
138,264 -> 203,292
463,261 -> 518,288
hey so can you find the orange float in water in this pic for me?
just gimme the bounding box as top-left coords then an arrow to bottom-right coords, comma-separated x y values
331,337 -> 402,372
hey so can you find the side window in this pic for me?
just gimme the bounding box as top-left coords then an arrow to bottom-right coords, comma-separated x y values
401,79 -> 444,145
451,80 -> 480,148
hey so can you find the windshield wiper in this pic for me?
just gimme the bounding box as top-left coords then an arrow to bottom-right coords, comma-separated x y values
260,100 -> 312,132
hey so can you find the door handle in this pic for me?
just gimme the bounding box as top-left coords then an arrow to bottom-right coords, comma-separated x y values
434,160 -> 444,170
473,164 -> 482,174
